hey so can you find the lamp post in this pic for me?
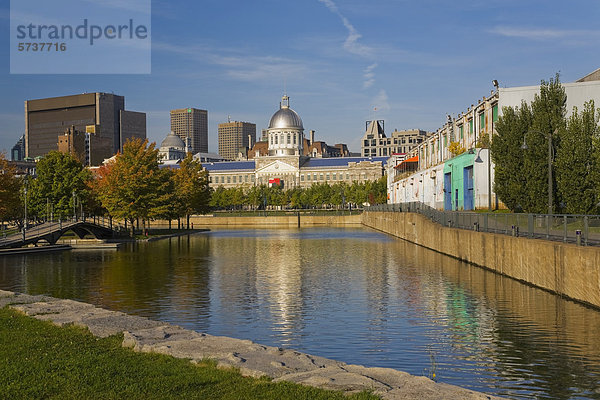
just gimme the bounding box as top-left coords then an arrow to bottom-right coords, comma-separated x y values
23,176 -> 28,240
521,129 -> 557,215
72,190 -> 76,221
474,148 -> 492,211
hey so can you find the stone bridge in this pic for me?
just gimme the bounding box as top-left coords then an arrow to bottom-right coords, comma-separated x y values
0,220 -> 115,249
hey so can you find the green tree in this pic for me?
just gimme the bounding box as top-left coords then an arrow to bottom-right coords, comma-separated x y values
28,151 -> 91,220
555,101 -> 600,214
0,153 -> 22,223
491,102 -> 532,211
523,74 -> 567,213
93,139 -> 163,236
172,154 -> 211,227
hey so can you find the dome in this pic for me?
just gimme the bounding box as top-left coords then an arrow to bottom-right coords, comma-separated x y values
268,96 -> 303,130
161,131 -> 185,149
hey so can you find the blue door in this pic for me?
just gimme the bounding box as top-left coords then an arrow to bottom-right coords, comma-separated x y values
444,173 -> 452,210
463,166 -> 474,211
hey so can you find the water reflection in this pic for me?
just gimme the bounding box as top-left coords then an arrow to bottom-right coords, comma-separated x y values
1,227 -> 600,399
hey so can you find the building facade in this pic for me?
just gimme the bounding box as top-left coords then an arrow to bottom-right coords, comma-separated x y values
170,108 -> 208,154
361,120 -> 428,157
200,95 -> 387,189
11,135 -> 25,161
218,121 -> 257,160
389,71 -> 600,211
24,93 -> 146,159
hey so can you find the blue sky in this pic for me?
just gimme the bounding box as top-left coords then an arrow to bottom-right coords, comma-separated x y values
1,0 -> 599,154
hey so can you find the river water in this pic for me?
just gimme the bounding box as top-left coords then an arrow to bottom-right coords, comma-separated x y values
1,227 -> 600,399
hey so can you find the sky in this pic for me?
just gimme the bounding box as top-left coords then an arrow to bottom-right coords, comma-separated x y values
0,0 -> 599,154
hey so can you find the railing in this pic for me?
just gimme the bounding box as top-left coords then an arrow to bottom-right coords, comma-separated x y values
366,202 -> 600,246
210,208 -> 363,217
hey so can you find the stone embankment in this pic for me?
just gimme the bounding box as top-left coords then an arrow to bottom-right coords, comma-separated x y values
362,211 -> 600,309
0,290 -> 499,400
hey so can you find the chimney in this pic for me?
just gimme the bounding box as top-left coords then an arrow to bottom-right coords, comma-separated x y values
310,130 -> 315,145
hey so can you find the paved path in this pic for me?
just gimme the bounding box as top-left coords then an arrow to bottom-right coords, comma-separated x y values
0,290 -> 501,400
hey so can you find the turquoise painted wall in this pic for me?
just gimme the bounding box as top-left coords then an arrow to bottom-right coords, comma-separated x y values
443,152 -> 474,210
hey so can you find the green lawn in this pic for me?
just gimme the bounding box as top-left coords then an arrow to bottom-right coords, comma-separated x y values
0,307 -> 379,400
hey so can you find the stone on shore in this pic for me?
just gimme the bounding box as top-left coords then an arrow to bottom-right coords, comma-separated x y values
3,291 -> 501,400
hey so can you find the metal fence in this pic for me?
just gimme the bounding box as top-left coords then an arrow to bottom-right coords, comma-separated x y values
366,202 -> 600,246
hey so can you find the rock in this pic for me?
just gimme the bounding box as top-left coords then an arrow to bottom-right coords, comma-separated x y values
5,292 -> 503,399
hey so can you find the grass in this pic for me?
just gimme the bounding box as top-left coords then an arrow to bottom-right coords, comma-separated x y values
0,307 -> 379,400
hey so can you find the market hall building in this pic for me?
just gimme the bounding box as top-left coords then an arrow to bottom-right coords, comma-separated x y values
202,95 -> 387,189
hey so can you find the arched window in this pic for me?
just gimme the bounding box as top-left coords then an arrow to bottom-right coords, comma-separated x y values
287,133 -> 291,144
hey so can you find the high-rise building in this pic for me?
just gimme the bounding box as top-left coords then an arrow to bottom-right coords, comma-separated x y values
11,135 -> 25,161
218,121 -> 256,160
24,93 -> 146,159
170,108 -> 208,154
361,120 -> 428,157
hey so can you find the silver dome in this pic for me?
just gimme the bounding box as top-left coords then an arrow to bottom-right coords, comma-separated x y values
161,132 -> 186,149
268,96 -> 304,130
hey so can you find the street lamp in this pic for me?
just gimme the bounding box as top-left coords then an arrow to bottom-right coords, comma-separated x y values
521,129 -> 557,215
23,175 -> 28,239
474,148 -> 492,211
72,190 -> 76,221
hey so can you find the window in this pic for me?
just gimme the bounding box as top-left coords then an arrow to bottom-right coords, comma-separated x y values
459,124 -> 464,140
307,174 -> 311,181
293,134 -> 296,144
346,173 -> 350,180
275,134 -> 278,144
326,173 -> 330,180
233,176 -> 236,183
245,175 -> 248,182
251,175 -> 255,182
469,119 -> 473,134
364,140 -> 369,146
479,112 -> 485,132
227,176 -> 231,183
320,173 -> 324,181
332,172 -> 337,180
209,176 -> 212,183
287,133 -> 291,144
221,176 -> 225,183
313,173 -> 317,180
492,104 -> 499,124
371,139 -> 376,146
301,174 -> 305,181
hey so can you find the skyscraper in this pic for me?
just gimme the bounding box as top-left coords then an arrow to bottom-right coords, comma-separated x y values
24,93 -> 146,159
170,108 -> 208,154
218,121 -> 256,161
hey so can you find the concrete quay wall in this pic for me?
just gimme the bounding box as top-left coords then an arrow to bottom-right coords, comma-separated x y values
362,211 -> 600,309
154,214 -> 362,227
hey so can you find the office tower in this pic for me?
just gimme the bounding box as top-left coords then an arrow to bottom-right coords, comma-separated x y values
218,121 -> 256,160
24,93 -> 146,160
170,108 -> 208,154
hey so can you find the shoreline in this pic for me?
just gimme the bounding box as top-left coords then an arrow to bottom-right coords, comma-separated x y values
0,290 -> 500,400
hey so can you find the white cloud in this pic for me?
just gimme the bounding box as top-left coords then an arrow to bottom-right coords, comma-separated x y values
153,41 -> 308,83
317,0 -> 374,57
363,63 -> 377,89
489,26 -> 600,40
372,89 -> 390,113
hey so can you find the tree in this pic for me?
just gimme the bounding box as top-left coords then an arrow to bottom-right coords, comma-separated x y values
523,74 -> 567,213
172,154 -> 211,227
491,102 -> 532,211
555,101 -> 600,214
0,153 -> 22,223
27,151 -> 91,220
448,141 -> 466,157
93,139 -> 163,236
